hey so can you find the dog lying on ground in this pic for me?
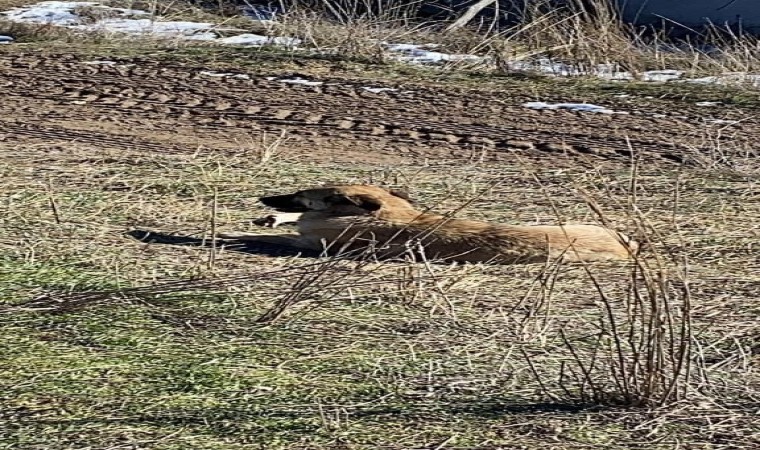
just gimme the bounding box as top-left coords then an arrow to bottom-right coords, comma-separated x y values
218,185 -> 639,264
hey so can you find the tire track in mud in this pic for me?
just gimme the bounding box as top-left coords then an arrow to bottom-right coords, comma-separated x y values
0,54 -> 737,163
0,121 -> 187,153
5,93 -> 684,162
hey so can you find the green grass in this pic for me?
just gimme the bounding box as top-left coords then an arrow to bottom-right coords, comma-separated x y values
1,141 -> 758,448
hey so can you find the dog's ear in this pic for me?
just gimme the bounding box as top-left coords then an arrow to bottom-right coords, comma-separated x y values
389,189 -> 413,203
327,194 -> 383,211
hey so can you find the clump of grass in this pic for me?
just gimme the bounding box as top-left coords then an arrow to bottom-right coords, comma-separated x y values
481,0 -> 760,80
73,5 -> 127,23
488,0 -> 640,73
491,162 -> 693,407
517,228 -> 695,407
688,22 -> 760,74
230,0 -> 760,82
276,0 -> 427,23
275,9 -> 392,63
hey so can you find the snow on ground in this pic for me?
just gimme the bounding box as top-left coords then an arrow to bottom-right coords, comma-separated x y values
4,2 -> 760,91
75,18 -> 216,37
383,43 -> 483,65
508,59 -> 685,82
362,87 -> 398,93
383,46 -> 751,89
508,58 -> 585,77
199,71 -> 250,80
1,1 -> 300,46
608,69 -> 685,82
4,1 -> 102,25
4,1 -> 150,25
265,76 -> 323,86
684,74 -> 760,88
522,102 -> 621,114
216,34 -> 300,47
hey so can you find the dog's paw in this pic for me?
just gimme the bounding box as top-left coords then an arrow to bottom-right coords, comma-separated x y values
253,214 -> 279,228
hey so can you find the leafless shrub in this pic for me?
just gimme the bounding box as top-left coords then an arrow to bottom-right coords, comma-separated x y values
509,157 -> 696,407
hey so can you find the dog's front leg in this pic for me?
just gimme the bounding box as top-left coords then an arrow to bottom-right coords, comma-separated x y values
217,232 -> 321,251
252,212 -> 304,228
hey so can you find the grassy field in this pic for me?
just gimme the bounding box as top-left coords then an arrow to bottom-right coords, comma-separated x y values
2,143 -> 758,448
1,1 -> 759,448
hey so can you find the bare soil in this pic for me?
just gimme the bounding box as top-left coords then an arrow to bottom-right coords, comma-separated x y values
2,51 -> 756,167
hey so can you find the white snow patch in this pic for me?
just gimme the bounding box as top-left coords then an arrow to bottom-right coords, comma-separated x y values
362,87 -> 398,93
696,101 -> 721,107
684,74 -> 760,88
384,43 -> 483,65
74,18 -> 215,37
508,58 -> 760,89
511,57 -> 760,89
1,2 -> 300,45
199,70 -> 250,79
705,119 -> 739,125
686,75 -> 725,85
508,59 -> 685,82
273,77 -> 323,86
606,69 -> 684,82
2,1 -> 215,38
0,35 -> 13,44
3,1 -> 99,25
508,58 -> 584,77
217,33 -> 300,47
640,70 -> 684,82
523,102 -> 619,114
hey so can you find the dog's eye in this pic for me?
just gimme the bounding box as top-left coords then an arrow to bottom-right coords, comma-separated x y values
292,196 -> 306,205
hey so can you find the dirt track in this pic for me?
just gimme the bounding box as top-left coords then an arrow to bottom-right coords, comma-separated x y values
1,52 -> 755,165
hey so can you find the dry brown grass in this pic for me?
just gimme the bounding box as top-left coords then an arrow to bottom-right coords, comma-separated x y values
486,0 -> 760,78
1,133 -> 757,448
272,0 -> 760,79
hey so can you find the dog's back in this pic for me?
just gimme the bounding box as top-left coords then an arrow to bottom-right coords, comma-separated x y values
231,184 -> 639,264
297,206 -> 637,263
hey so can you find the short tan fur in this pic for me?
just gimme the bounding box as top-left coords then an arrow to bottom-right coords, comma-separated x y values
219,185 -> 638,264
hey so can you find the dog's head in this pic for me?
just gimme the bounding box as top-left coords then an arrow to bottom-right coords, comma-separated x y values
259,185 -> 415,214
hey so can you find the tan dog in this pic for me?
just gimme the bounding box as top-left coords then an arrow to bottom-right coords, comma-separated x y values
218,185 -> 638,264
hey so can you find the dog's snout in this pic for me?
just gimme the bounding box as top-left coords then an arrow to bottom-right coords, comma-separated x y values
259,194 -> 305,212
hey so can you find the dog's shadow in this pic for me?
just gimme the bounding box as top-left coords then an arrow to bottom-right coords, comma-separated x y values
127,230 -> 470,266
126,230 -> 322,259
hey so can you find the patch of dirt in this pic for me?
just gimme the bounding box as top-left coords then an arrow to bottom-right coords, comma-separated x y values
0,52 -> 755,166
